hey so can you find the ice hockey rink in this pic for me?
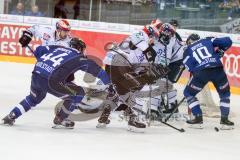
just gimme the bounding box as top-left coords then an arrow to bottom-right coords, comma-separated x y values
0,61 -> 240,160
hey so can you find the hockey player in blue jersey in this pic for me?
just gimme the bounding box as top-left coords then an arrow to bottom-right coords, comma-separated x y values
2,38 -> 115,128
183,33 -> 234,129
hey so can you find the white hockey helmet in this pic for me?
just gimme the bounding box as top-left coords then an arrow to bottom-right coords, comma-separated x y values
56,19 -> 71,31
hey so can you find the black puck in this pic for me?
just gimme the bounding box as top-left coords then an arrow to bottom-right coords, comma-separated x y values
214,127 -> 219,132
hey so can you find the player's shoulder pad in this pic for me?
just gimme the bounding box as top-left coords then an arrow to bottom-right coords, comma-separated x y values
35,45 -> 49,52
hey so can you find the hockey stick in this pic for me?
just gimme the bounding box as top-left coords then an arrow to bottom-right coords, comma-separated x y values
132,103 -> 185,132
146,64 -> 152,127
163,44 -> 170,113
26,45 -> 34,54
159,120 -> 185,132
164,97 -> 186,122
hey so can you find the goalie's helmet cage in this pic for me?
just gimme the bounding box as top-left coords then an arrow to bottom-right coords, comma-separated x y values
159,23 -> 176,45
159,23 -> 176,37
56,19 -> 71,31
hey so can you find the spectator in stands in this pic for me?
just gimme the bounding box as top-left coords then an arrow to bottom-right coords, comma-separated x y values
219,1 -> 233,11
54,0 -> 68,18
73,0 -> 80,19
227,0 -> 240,20
179,0 -> 188,8
25,5 -> 44,17
202,0 -> 216,19
10,2 -> 25,15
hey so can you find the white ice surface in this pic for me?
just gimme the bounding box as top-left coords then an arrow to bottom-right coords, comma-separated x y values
0,62 -> 240,160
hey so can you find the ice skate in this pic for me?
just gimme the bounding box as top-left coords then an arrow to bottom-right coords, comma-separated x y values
2,112 -> 16,126
52,114 -> 75,129
186,115 -> 203,129
220,117 -> 234,130
125,107 -> 146,133
96,104 -> 111,128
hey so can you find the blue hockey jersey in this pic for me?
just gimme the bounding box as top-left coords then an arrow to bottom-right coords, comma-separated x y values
33,45 -> 82,79
183,37 -> 232,72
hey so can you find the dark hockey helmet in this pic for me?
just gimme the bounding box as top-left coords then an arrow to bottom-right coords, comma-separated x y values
169,19 -> 179,28
159,23 -> 176,45
186,33 -> 200,45
70,38 -> 86,53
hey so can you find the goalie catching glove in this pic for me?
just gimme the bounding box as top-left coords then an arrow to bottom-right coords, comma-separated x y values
19,30 -> 33,47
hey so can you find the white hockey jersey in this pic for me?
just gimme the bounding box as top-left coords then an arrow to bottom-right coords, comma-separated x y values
168,36 -> 185,63
153,36 -> 184,66
104,25 -> 184,66
103,47 -> 149,66
27,25 -> 71,47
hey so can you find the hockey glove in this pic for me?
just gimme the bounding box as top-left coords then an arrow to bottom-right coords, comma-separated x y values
216,49 -> 225,57
143,46 -> 157,63
19,30 -> 33,47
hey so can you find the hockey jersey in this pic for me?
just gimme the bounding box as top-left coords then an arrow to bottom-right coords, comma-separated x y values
103,36 -> 184,67
27,25 -> 71,47
183,37 -> 232,72
153,36 -> 184,66
33,45 -> 80,79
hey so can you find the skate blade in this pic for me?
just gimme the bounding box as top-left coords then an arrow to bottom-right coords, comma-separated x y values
0,123 -> 13,127
188,123 -> 204,129
220,125 -> 234,130
52,125 -> 74,129
1,120 -> 14,126
127,125 -> 145,133
96,123 -> 107,128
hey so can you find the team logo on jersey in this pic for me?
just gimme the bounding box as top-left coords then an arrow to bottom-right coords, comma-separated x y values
43,33 -> 51,40
137,54 -> 145,62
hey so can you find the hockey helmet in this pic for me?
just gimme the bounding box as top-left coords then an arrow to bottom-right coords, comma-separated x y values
159,23 -> 176,45
56,19 -> 71,31
70,38 -> 86,53
169,19 -> 179,28
186,33 -> 200,45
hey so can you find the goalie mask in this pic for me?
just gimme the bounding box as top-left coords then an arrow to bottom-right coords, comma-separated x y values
159,23 -> 175,45
186,33 -> 200,45
70,38 -> 86,53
